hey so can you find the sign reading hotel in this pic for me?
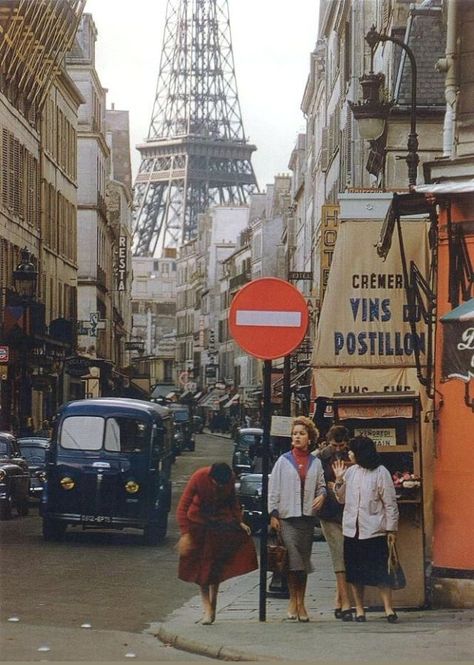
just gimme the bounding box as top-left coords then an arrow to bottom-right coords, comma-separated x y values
313,220 -> 430,369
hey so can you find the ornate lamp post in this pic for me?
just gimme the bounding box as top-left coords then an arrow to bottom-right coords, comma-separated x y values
12,248 -> 38,434
349,25 -> 419,187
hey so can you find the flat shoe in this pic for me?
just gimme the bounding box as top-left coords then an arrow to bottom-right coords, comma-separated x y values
286,613 -> 298,621
355,614 -> 366,622
201,613 -> 215,625
341,609 -> 353,622
334,608 -> 343,619
298,615 -> 310,623
386,612 -> 398,623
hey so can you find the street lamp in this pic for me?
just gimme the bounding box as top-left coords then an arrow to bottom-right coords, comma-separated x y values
12,247 -> 38,434
349,25 -> 419,187
13,247 -> 38,300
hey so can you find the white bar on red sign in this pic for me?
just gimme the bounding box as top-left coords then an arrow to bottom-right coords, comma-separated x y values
236,310 -> 302,327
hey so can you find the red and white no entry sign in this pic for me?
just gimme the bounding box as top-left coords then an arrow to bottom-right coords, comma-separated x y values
229,278 -> 309,360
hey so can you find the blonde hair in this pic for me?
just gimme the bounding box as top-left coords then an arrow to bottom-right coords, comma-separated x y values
291,416 -> 319,445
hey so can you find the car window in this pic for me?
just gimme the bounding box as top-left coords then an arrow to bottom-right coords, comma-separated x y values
20,446 -> 46,463
240,434 -> 261,446
104,417 -> 149,453
172,411 -> 189,422
60,416 -> 104,450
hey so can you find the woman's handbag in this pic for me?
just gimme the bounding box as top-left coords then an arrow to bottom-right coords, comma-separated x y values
387,539 -> 407,590
267,530 -> 288,574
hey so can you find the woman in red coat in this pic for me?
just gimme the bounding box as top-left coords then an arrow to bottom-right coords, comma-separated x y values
176,463 -> 258,624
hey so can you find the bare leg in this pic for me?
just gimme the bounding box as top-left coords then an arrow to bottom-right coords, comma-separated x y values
296,572 -> 309,621
336,571 -> 352,611
379,585 -> 395,615
209,583 -> 219,617
287,572 -> 299,618
350,583 -> 365,618
200,585 -> 214,624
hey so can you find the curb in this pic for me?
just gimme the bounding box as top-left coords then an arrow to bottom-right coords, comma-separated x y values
155,624 -> 278,662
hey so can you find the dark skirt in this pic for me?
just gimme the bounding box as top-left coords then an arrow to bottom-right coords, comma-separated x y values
344,535 -> 391,587
280,516 -> 315,573
178,522 -> 258,586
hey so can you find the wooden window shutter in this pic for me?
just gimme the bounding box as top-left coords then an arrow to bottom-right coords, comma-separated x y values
1,128 -> 9,209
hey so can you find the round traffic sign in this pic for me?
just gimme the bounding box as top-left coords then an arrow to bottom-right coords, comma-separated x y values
229,278 -> 309,360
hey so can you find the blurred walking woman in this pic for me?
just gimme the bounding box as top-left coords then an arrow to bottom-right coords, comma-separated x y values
268,416 -> 326,622
333,436 -> 399,623
176,463 -> 258,625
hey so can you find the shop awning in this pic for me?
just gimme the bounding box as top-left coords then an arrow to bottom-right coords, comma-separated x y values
440,298 -> 474,322
415,179 -> 474,195
193,391 -> 204,401
377,192 -> 435,259
223,394 -> 240,409
197,389 -> 225,409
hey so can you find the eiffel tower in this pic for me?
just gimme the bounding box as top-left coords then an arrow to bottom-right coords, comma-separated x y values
132,0 -> 259,257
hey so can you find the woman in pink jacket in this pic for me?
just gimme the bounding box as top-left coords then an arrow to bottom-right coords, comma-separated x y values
333,436 -> 399,623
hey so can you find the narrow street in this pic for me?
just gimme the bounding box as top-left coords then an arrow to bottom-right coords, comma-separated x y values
0,432 -> 233,661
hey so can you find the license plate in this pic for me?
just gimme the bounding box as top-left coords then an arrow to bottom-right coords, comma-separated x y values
81,515 -> 112,524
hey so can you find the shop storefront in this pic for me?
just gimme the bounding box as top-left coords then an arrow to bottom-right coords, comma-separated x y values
312,196 -> 435,608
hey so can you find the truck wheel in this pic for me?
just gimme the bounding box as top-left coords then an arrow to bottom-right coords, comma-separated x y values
17,500 -> 29,517
143,514 -> 168,545
0,496 -> 13,520
43,518 -> 66,541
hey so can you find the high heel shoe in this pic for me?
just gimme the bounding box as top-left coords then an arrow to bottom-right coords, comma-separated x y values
286,612 -> 298,621
341,609 -> 353,622
201,612 -> 215,625
386,612 -> 398,623
298,613 -> 310,623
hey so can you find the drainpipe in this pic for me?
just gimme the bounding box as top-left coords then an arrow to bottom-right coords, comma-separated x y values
436,0 -> 458,157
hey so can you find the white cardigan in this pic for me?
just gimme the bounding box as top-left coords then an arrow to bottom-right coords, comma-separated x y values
335,464 -> 399,539
268,452 -> 326,519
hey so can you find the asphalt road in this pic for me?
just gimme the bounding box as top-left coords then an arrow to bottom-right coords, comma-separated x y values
0,431 -> 235,661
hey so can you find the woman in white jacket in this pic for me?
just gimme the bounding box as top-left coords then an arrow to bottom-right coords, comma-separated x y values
268,416 -> 326,622
333,436 -> 399,623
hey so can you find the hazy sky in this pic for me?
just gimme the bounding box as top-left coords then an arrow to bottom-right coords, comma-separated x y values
84,0 -> 320,189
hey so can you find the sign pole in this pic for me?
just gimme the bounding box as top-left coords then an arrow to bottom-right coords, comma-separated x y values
259,358 -> 272,621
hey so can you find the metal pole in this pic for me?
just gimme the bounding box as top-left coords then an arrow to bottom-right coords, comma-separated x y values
259,358 -> 272,621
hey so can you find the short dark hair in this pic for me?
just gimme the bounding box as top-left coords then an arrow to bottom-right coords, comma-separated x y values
326,425 -> 350,444
209,462 -> 233,485
349,436 -> 381,470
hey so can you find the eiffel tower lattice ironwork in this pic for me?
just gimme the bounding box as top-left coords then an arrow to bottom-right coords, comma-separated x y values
132,0 -> 259,257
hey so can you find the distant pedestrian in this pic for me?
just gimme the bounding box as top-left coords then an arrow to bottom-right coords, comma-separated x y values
314,425 -> 353,620
268,416 -> 326,622
244,414 -> 251,428
334,436 -> 399,623
176,463 -> 258,625
36,419 -> 51,438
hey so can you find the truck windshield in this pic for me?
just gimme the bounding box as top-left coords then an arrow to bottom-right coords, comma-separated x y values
60,416 -> 149,453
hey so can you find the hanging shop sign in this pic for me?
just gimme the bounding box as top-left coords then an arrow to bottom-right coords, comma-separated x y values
440,298 -> 474,382
312,220 -> 430,369
117,236 -> 127,291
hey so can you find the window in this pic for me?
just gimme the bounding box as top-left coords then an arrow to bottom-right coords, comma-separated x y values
60,416 -> 104,450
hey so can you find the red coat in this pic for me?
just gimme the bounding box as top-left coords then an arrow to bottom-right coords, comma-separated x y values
176,466 -> 258,585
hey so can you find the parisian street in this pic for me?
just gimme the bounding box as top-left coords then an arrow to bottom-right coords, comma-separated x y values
0,433 -> 232,662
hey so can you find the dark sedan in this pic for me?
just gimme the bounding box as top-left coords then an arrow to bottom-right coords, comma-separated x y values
18,437 -> 49,499
236,472 -> 324,540
231,427 -> 264,476
0,432 -> 30,519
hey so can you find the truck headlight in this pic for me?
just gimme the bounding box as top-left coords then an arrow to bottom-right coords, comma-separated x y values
125,480 -> 139,494
60,476 -> 75,490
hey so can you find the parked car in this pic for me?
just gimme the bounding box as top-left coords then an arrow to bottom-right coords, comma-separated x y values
232,427 -> 264,476
168,404 -> 195,453
41,398 -> 174,544
18,437 -> 49,500
236,472 -> 324,540
0,432 -> 30,519
192,415 -> 204,433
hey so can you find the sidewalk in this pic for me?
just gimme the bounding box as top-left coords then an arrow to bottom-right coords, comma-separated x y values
149,539 -> 474,662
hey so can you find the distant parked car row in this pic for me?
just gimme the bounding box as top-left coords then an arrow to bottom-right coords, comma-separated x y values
0,432 -> 49,520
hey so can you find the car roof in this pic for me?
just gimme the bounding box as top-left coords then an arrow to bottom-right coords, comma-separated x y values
238,428 -> 263,435
0,432 -> 16,442
57,397 -> 170,418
